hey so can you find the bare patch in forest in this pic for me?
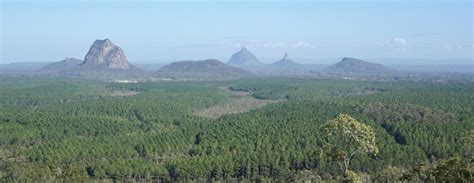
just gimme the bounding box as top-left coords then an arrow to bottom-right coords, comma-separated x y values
107,89 -> 140,96
330,86 -> 389,97
193,89 -> 283,119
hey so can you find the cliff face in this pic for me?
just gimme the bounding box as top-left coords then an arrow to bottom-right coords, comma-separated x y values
83,39 -> 130,69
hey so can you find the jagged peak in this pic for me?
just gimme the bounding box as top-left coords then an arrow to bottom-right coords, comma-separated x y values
283,52 -> 289,60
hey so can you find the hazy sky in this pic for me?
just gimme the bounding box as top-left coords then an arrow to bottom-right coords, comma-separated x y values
1,0 -> 473,64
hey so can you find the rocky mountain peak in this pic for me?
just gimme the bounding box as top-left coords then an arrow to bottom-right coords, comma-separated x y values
82,39 -> 130,69
272,52 -> 298,66
227,47 -> 263,68
283,52 -> 289,60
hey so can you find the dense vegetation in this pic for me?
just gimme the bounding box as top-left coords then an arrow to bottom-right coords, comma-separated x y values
0,75 -> 472,182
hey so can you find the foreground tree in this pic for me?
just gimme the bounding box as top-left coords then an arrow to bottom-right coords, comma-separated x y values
321,114 -> 378,177
375,166 -> 406,182
461,129 -> 474,157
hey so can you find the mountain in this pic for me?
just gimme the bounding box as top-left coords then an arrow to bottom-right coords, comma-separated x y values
325,57 -> 396,75
271,52 -> 299,67
41,39 -> 134,72
81,39 -> 130,69
157,59 -> 252,80
40,58 -> 82,71
246,52 -> 323,76
37,39 -> 147,81
227,47 -> 263,68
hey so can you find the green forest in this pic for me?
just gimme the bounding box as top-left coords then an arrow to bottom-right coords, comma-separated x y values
0,75 -> 473,182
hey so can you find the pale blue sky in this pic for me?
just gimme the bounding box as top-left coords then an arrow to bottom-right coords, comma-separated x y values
1,0 -> 472,64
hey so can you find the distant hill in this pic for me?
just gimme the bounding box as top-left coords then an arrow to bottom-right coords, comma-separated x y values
325,57 -> 396,75
134,63 -> 168,71
157,59 -> 252,80
245,53 -> 323,76
40,58 -> 82,71
271,52 -> 300,67
227,47 -> 263,68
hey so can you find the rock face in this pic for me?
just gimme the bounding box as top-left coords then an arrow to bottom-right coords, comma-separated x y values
36,39 -> 147,81
227,47 -> 263,68
82,39 -> 130,69
158,59 -> 252,80
325,57 -> 395,74
272,52 -> 299,66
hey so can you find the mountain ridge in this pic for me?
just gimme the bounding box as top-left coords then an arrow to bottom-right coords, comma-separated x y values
157,59 -> 252,80
325,57 -> 396,75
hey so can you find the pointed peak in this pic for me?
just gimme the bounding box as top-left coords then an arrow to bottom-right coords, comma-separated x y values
283,52 -> 289,60
228,46 -> 262,67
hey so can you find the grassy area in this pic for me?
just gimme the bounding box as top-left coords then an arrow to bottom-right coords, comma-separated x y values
193,89 -> 283,119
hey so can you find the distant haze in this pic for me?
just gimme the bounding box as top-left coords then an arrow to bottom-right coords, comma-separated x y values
1,0 -> 473,64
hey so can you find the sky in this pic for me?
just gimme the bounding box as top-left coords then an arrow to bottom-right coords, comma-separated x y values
1,0 -> 473,64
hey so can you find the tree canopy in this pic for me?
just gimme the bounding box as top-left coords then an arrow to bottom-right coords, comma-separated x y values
0,76 -> 472,182
321,114 -> 378,176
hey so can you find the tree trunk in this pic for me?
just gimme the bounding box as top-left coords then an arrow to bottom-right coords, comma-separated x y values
339,158 -> 350,177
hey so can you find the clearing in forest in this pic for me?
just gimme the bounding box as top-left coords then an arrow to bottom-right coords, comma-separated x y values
193,89 -> 283,119
106,89 -> 140,96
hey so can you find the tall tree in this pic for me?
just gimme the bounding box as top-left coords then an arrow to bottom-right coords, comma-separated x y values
321,114 -> 378,176
461,129 -> 474,157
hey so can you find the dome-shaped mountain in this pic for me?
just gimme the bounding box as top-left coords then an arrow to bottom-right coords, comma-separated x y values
81,39 -> 130,70
39,39 -> 146,80
325,57 -> 395,74
272,52 -> 299,67
227,47 -> 263,68
157,59 -> 252,80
